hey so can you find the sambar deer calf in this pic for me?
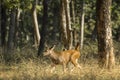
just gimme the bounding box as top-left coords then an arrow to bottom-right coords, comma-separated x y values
43,43 -> 81,72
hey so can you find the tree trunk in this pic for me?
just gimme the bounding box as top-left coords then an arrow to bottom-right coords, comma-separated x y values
70,0 -> 76,46
7,7 -> 16,53
20,11 -> 27,45
60,0 -> 68,49
73,28 -> 78,46
91,25 -> 97,41
1,2 -> 7,48
116,27 -> 120,41
63,0 -> 73,49
15,8 -> 21,48
96,0 -> 115,69
32,0 -> 40,47
80,0 -> 85,49
0,1 -> 1,46
51,1 -> 60,41
38,0 -> 48,56
70,0 -> 75,26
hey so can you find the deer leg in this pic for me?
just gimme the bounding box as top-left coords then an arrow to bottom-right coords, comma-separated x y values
50,64 -> 56,73
71,57 -> 81,72
75,59 -> 81,69
63,62 -> 67,73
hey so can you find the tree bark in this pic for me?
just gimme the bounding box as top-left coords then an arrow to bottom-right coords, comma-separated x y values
0,0 -> 1,46
51,1 -> 60,41
70,0 -> 75,26
80,0 -> 85,49
62,0 -> 73,49
116,27 -> 120,41
38,0 -> 48,56
15,8 -> 21,48
1,2 -> 7,48
32,0 -> 40,47
96,0 -> 115,69
91,25 -> 97,41
7,7 -> 16,53
60,0 -> 68,49
64,0 -> 73,49
70,0 -> 76,46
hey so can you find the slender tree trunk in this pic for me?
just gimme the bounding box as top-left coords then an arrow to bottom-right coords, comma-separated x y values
64,0 -> 73,49
73,28 -> 78,46
38,0 -> 48,56
70,0 -> 76,46
70,0 -> 75,26
60,0 -> 68,49
96,0 -> 115,69
92,25 -> 97,41
20,11 -> 27,45
32,0 -> 40,47
15,8 -> 21,48
80,0 -> 85,49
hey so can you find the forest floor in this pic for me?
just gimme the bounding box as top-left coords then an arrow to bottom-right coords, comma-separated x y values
0,40 -> 120,80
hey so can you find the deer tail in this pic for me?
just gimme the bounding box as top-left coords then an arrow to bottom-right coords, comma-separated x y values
75,42 -> 80,51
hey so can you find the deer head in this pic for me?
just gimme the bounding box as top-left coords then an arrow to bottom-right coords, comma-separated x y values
43,45 -> 56,56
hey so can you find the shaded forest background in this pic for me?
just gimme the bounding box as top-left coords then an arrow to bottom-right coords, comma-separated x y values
0,0 -> 120,64
0,0 -> 120,80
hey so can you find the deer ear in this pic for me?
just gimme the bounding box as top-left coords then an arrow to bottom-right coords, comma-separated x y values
50,45 -> 56,50
45,41 -> 51,50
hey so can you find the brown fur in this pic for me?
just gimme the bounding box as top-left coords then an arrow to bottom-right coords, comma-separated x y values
43,43 -> 81,72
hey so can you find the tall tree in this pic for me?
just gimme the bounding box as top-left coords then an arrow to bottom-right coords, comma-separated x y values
14,8 -> 21,48
116,27 -> 120,41
91,25 -> 97,41
60,0 -> 73,49
70,0 -> 75,26
60,0 -> 68,49
64,0 -> 73,49
70,0 -> 76,46
7,7 -> 16,53
32,0 -> 40,47
96,0 -> 115,69
38,0 -> 48,56
80,0 -> 85,49
51,0 -> 60,41
0,0 -> 1,46
1,1 -> 7,48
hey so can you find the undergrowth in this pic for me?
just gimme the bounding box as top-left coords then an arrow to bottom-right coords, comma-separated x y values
0,41 -> 120,80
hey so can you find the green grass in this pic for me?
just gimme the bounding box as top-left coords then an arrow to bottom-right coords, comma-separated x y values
0,41 -> 120,80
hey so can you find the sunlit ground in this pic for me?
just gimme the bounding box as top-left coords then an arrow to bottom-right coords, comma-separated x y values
0,58 -> 120,80
0,41 -> 120,80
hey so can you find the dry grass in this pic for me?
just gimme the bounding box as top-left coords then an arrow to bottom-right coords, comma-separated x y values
0,58 -> 120,80
0,41 -> 120,80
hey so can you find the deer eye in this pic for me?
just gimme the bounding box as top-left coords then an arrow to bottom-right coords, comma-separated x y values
47,50 -> 50,52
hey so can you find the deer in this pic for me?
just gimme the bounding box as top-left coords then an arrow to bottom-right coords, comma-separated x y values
43,42 -> 81,73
